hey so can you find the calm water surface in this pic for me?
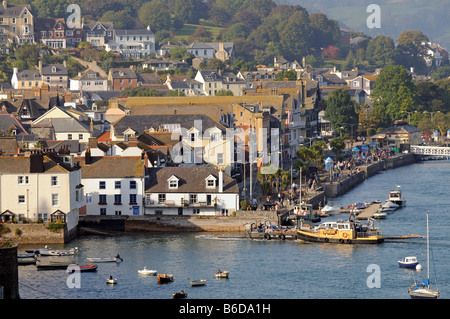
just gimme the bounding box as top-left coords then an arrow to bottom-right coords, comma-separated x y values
18,160 -> 450,299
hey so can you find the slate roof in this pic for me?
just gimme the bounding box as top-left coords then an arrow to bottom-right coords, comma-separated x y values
78,156 -> 145,178
16,69 -> 41,81
145,166 -> 238,193
379,123 -> 421,134
0,113 -> 28,135
41,64 -> 68,76
0,153 -> 75,174
36,118 -> 91,133
109,68 -> 138,79
113,114 -> 228,137
0,3 -> 32,18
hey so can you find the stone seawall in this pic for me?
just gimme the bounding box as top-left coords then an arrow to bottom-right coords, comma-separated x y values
324,154 -> 416,198
0,224 -> 68,244
324,171 -> 366,198
384,153 -> 416,169
79,211 -> 281,234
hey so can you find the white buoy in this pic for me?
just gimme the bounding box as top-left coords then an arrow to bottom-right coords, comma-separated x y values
416,264 -> 422,271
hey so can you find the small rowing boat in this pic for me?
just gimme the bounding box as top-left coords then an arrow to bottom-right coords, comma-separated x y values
190,279 -> 207,286
172,290 -> 187,299
87,254 -> 123,263
157,274 -> 174,283
106,276 -> 117,284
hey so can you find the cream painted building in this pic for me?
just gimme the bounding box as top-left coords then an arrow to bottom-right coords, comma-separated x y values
0,1 -> 35,46
0,151 -> 83,232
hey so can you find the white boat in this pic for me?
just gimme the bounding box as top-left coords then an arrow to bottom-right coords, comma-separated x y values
379,201 -> 399,212
215,270 -> 230,278
190,279 -> 207,286
373,211 -> 387,219
106,276 -> 117,284
320,205 -> 340,216
408,212 -> 440,299
26,246 -> 79,256
138,266 -> 157,276
388,185 -> 406,207
87,254 -> 123,263
398,256 -> 419,268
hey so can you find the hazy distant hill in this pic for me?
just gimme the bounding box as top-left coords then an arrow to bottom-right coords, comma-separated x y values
276,0 -> 450,49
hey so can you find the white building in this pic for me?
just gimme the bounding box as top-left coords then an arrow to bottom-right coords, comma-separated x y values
107,27 -> 156,59
69,69 -> 108,92
0,151 -> 83,232
144,166 -> 239,216
78,153 -> 146,216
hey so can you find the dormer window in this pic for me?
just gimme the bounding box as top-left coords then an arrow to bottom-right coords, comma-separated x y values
205,174 -> 217,188
168,175 -> 179,189
52,66 -> 56,73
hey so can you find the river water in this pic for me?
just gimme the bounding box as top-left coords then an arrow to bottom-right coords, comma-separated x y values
17,160 -> 450,300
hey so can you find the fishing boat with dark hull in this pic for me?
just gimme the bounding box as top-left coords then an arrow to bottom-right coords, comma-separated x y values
296,218 -> 385,244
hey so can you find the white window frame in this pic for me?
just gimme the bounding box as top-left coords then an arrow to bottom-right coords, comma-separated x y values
52,194 -> 59,206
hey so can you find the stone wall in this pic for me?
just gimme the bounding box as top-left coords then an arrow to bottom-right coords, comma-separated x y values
0,224 -> 65,244
384,153 -> 416,169
324,171 -> 366,198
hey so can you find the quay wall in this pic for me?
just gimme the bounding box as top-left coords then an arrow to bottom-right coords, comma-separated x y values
0,223 -> 76,245
79,211 -> 281,233
324,153 -> 416,198
324,171 -> 366,198
384,153 -> 416,169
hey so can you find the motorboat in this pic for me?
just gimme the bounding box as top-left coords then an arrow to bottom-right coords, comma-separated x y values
67,264 -> 98,273
87,254 -> 123,263
215,270 -> 230,278
408,212 -> 440,299
320,205 -> 340,216
157,274 -> 174,283
172,290 -> 187,299
138,266 -> 157,276
398,256 -> 419,268
379,201 -> 399,212
26,246 -> 79,256
388,185 -> 406,207
373,211 -> 387,219
106,276 -> 117,284
190,279 -> 207,286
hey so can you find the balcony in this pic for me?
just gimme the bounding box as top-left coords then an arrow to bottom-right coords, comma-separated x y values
145,199 -> 215,208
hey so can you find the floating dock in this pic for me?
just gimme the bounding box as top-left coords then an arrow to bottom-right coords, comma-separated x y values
356,204 -> 381,220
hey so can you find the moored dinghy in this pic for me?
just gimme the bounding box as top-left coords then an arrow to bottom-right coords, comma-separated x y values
172,290 -> 187,299
215,270 -> 230,278
106,276 -> 117,284
87,254 -> 123,263
190,279 -> 207,286
157,274 -> 174,283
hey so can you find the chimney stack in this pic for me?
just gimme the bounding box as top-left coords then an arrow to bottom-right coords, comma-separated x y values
218,169 -> 223,193
30,150 -> 44,173
85,148 -> 91,165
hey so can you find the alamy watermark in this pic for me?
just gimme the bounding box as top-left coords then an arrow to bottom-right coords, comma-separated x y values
366,264 -> 381,288
367,4 -> 381,29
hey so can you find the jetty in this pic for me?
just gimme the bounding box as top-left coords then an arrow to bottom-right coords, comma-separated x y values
356,204 -> 381,220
